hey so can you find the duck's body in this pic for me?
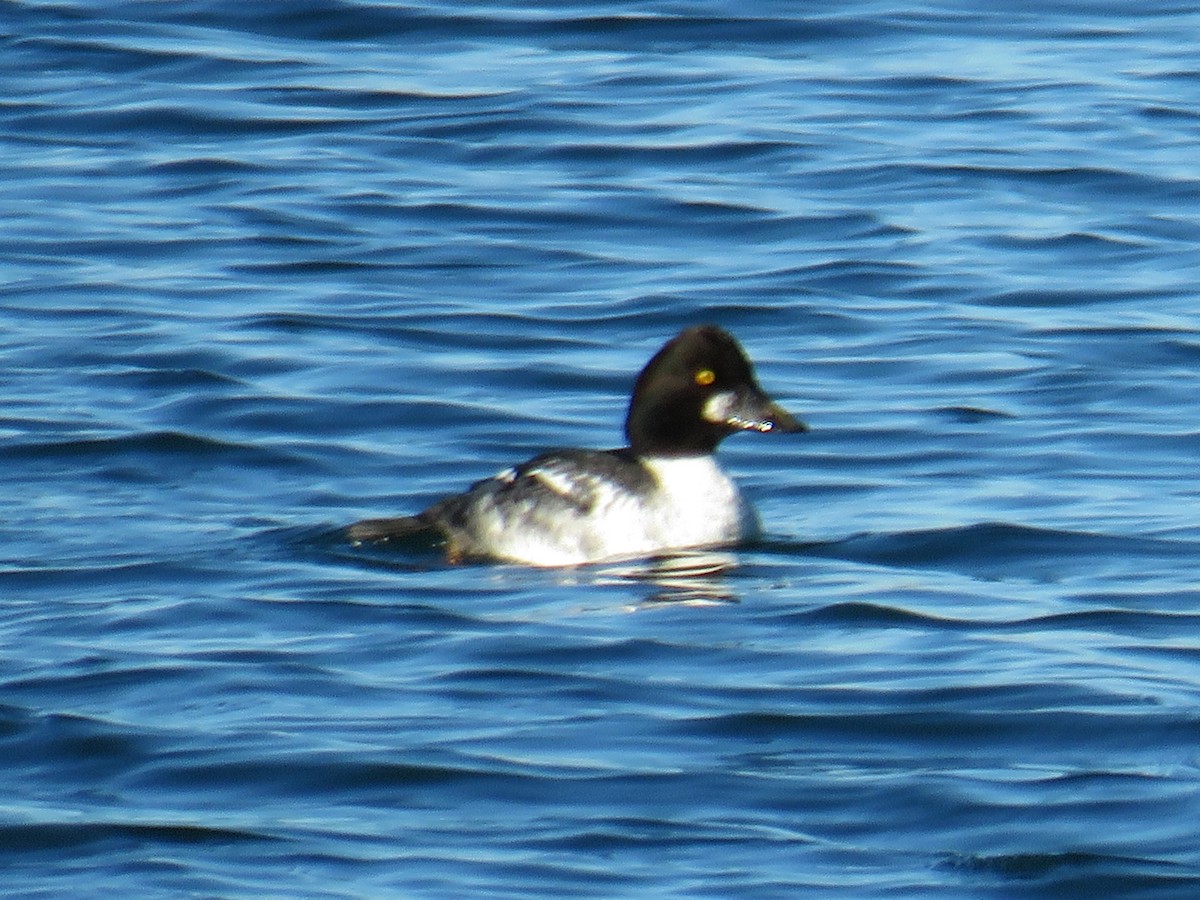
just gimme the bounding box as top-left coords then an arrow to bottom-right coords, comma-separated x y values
349,325 -> 805,566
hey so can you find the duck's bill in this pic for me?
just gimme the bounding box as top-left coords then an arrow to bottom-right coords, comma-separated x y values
703,389 -> 808,434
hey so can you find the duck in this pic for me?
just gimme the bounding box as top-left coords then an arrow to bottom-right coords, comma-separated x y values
348,325 -> 805,565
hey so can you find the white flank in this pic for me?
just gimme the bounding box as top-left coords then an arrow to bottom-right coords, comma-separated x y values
483,454 -> 759,566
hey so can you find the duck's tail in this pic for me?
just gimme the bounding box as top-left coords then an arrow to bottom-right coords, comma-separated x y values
346,514 -> 436,544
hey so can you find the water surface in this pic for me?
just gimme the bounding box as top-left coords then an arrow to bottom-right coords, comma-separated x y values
3,1 -> 1200,897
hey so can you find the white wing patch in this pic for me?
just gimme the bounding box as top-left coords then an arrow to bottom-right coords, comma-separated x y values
527,461 -> 592,504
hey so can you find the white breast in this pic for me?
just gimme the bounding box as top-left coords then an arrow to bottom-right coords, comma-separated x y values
638,455 -> 760,551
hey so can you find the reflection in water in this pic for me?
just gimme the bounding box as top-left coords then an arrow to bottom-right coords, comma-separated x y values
323,526 -> 740,604
594,550 -> 741,605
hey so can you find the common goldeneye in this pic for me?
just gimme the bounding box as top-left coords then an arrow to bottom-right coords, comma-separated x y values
348,325 -> 806,566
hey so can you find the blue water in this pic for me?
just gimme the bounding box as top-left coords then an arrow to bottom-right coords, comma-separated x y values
4,1 -> 1200,896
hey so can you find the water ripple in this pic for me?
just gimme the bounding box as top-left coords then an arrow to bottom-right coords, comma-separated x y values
5,0 -> 1200,897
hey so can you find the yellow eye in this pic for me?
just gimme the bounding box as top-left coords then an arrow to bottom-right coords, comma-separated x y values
694,369 -> 716,387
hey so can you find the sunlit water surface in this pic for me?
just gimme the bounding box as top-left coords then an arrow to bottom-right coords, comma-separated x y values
4,2 -> 1200,897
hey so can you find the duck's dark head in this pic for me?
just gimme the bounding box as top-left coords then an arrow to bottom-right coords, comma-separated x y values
624,325 -> 807,457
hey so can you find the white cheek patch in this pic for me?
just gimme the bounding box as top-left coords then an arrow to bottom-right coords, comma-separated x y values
702,391 -> 738,425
